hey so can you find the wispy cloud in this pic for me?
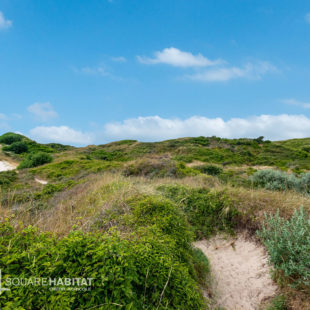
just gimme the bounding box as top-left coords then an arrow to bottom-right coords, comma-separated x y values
30,126 -> 93,145
0,11 -> 12,30
185,61 -> 277,82
112,56 -> 127,63
281,98 -> 310,109
28,102 -> 58,122
137,47 -> 222,68
79,65 -> 110,76
103,114 -> 310,141
74,64 -> 123,80
305,13 -> 310,24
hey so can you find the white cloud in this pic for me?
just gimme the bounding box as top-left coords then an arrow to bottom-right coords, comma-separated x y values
80,66 -> 110,76
103,114 -> 310,141
28,102 -> 58,122
186,61 -> 277,82
137,47 -> 222,67
281,98 -> 310,109
305,13 -> 310,24
0,11 -> 12,30
112,56 -> 126,62
30,126 -> 93,145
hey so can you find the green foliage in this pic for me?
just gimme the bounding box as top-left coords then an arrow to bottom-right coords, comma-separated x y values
125,196 -> 194,255
3,141 -> 28,154
0,132 -> 23,145
252,169 -> 310,194
0,170 -> 17,187
266,295 -> 288,310
158,185 -> 238,239
32,159 -> 119,181
33,181 -> 77,201
191,248 -> 210,286
99,194 -> 209,308
0,202 -> 206,309
45,143 -> 73,152
196,164 -> 223,176
18,152 -> 53,169
90,148 -> 127,161
257,207 -> 310,288
252,169 -> 298,191
123,159 -> 197,179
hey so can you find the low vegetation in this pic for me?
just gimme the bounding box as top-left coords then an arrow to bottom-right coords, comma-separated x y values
1,133 -> 310,309
258,207 -> 310,289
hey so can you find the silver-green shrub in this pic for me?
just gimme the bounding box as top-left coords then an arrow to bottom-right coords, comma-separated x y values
257,207 -> 310,287
251,169 -> 299,191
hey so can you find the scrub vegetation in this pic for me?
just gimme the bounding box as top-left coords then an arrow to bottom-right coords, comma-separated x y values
1,132 -> 310,309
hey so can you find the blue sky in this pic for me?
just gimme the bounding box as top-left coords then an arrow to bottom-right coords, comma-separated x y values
1,0 -> 310,145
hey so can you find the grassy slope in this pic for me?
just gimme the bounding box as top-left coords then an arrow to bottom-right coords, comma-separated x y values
1,133 -> 310,309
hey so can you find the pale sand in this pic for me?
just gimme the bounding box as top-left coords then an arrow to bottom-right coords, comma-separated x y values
35,178 -> 48,185
194,234 -> 277,310
0,160 -> 17,172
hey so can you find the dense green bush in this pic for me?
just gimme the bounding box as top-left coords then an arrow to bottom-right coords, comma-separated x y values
0,133 -> 23,145
0,194 -> 207,309
3,141 -> 28,154
158,185 -> 238,239
123,159 -> 197,178
196,164 -> 223,176
18,152 -> 53,169
257,207 -> 310,288
0,170 -> 17,187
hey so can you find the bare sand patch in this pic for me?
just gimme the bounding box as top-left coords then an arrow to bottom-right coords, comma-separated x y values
195,234 -> 277,310
35,178 -> 48,185
0,160 -> 17,172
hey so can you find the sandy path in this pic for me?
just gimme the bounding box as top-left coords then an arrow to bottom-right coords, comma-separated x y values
0,160 -> 17,172
194,234 -> 277,310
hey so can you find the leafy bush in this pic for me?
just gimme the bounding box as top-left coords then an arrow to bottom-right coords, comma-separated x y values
252,169 -> 310,194
0,170 -> 17,187
0,133 -> 22,145
18,152 -> 53,169
158,185 -> 238,239
266,295 -> 288,310
3,141 -> 28,154
197,164 -> 223,176
192,248 -> 210,286
257,207 -> 310,288
123,159 -> 197,178
252,169 -> 299,191
0,199 -> 206,309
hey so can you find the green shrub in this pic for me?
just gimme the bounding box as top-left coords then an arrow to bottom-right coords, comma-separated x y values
252,169 -> 310,195
257,207 -> 310,288
0,133 -> 22,145
0,219 -> 206,309
158,185 -> 238,239
197,164 -> 223,176
123,159 -> 195,178
3,141 -> 28,154
252,169 -> 299,191
266,295 -> 288,310
18,152 -> 53,169
0,170 -> 17,187
192,248 -> 210,286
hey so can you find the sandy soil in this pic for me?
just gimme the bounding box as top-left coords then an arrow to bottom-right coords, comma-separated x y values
0,160 -> 17,172
194,234 -> 277,310
35,178 -> 48,185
